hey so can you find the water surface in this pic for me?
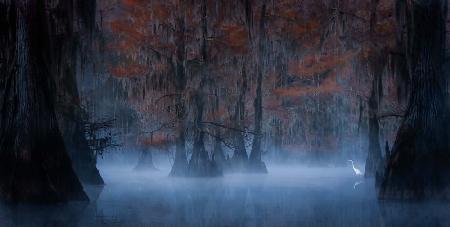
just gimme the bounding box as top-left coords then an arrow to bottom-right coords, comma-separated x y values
1,164 -> 449,227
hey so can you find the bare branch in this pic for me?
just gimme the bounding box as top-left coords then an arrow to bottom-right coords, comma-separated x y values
377,113 -> 404,119
154,93 -> 182,104
139,121 -> 176,135
200,121 -> 255,135
202,130 -> 236,150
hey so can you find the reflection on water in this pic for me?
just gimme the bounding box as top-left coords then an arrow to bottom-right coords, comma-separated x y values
1,165 -> 449,227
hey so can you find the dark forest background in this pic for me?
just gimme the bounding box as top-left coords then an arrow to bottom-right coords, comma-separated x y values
0,0 -> 449,202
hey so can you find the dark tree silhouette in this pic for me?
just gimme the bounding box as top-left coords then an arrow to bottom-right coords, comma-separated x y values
364,0 -> 385,178
379,0 -> 450,200
187,0 -> 222,177
231,67 -> 250,171
168,13 -> 190,177
249,0 -> 268,173
50,0 -> 104,185
0,0 -> 87,202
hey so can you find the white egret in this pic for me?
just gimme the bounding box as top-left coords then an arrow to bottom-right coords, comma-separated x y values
347,160 -> 363,176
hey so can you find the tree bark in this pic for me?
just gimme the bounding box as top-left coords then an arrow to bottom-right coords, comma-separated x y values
50,0 -> 103,185
189,93 -> 210,176
213,128 -> 226,170
187,0 -> 222,177
393,0 -> 411,104
231,66 -> 249,170
364,0 -> 384,178
212,89 -> 227,171
379,0 -> 450,200
365,65 -> 384,177
169,17 -> 188,177
249,1 -> 268,173
0,0 -> 88,203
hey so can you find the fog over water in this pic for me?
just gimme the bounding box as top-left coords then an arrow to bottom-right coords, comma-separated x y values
1,155 -> 449,227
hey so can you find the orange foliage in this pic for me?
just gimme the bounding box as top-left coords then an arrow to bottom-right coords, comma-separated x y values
109,64 -> 148,78
152,3 -> 170,21
288,50 -> 356,77
122,0 -> 145,7
290,22 -> 320,39
109,20 -> 146,44
153,62 -> 169,73
220,24 -> 248,53
272,73 -> 343,97
279,8 -> 298,20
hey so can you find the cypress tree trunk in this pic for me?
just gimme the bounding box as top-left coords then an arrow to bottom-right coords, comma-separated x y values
170,114 -> 188,176
169,17 -> 188,177
51,0 -> 103,185
187,0 -> 209,176
58,110 -> 104,185
189,92 -> 212,176
231,67 -> 249,170
272,118 -> 283,161
212,89 -> 227,171
213,129 -> 226,170
365,66 -> 384,177
188,93 -> 221,177
187,0 -> 221,177
394,0 -> 411,104
249,1 -> 267,173
0,0 -> 87,203
364,0 -> 384,178
379,0 -> 450,200
134,148 -> 157,171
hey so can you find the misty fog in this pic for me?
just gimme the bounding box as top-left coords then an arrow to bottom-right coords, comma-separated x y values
1,152 -> 448,227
